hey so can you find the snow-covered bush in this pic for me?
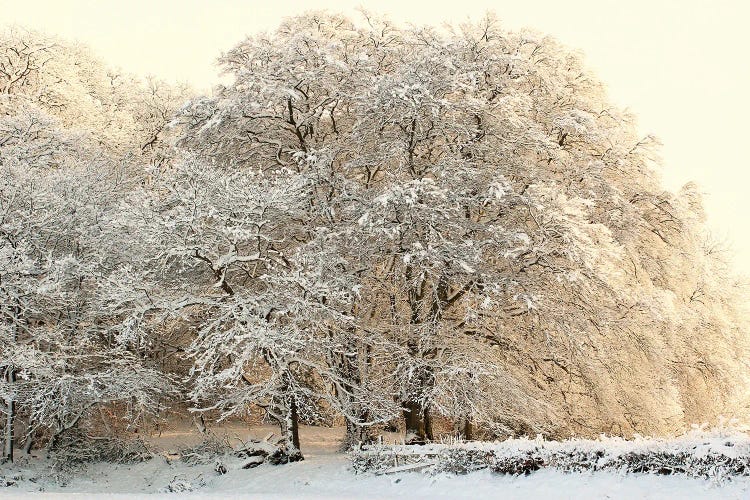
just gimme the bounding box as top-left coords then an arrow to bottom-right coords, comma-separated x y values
48,428 -> 152,468
432,448 -> 497,475
160,475 -> 206,493
351,428 -> 750,481
172,432 -> 304,469
178,434 -> 233,465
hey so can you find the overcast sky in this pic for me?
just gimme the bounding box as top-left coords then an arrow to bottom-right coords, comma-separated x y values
3,0 -> 749,274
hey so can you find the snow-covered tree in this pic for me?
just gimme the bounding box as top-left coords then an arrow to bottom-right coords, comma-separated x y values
173,11 -> 750,443
117,157 -> 329,456
0,27 -> 190,164
0,91 -> 172,462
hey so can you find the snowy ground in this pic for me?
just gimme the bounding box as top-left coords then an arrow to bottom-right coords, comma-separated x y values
2,425 -> 750,499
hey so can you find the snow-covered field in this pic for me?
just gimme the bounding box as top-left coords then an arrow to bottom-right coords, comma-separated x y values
2,425 -> 750,499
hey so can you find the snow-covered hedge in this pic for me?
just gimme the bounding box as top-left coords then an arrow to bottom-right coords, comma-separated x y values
350,428 -> 750,481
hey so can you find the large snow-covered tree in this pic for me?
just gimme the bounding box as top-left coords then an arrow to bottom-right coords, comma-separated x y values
173,11 -> 750,443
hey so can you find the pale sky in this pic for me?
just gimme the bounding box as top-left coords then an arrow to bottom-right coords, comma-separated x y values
2,0 -> 749,274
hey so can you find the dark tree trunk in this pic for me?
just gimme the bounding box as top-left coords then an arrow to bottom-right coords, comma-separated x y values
193,415 -> 207,434
343,418 -> 375,450
276,395 -> 301,453
457,417 -> 473,440
340,401 -> 375,449
403,400 -> 428,444
270,395 -> 303,462
329,328 -> 376,450
23,429 -> 34,455
289,397 -> 300,452
424,405 -> 434,441
401,362 -> 435,445
3,369 -> 15,462
400,268 -> 450,446
4,307 -> 19,463
3,396 -> 14,462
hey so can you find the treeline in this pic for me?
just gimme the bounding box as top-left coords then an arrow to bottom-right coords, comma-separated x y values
1,13 -> 748,462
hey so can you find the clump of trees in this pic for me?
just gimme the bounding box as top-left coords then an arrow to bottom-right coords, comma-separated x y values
1,13 -> 748,463
0,27 -> 185,462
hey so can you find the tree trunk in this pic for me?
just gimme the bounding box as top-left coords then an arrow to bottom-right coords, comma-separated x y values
3,371 -> 15,462
401,362 -> 435,445
193,415 -> 207,434
4,306 -> 18,462
401,268 -> 447,446
424,405 -> 434,441
343,415 -> 374,450
278,396 -> 301,457
289,397 -> 300,452
23,428 -> 34,455
403,400 -> 428,444
457,417 -> 473,441
329,329 -> 376,450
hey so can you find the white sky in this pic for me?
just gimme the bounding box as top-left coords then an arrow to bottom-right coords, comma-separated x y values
2,0 -> 749,274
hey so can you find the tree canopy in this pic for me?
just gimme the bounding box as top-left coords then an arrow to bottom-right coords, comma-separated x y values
1,13 -> 748,461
